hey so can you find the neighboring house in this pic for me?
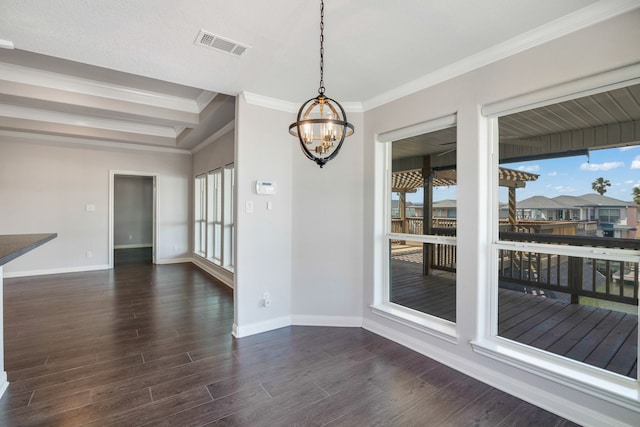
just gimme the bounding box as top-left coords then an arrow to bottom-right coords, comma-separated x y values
572,193 -> 639,238
390,199 -> 423,218
513,195 -> 571,220
432,199 -> 457,218
514,194 -> 639,238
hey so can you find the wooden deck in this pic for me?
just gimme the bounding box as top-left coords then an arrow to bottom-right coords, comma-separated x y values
391,253 -> 638,379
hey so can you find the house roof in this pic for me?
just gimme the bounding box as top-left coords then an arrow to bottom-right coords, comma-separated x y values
571,193 -> 638,207
517,193 -> 638,209
516,196 -> 567,210
433,199 -> 457,208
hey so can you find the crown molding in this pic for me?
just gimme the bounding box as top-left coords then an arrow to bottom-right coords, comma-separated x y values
341,102 -> 364,113
0,104 -> 178,138
0,62 -> 203,113
242,91 -> 364,114
363,0 -> 640,111
0,130 -> 191,155
195,91 -> 218,112
242,92 -> 298,113
191,120 -> 235,153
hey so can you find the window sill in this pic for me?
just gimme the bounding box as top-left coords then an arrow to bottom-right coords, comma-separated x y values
471,337 -> 640,411
370,303 -> 458,344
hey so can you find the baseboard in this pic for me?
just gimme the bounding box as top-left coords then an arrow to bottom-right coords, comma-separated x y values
191,257 -> 234,289
232,316 -> 292,338
0,372 -> 8,400
291,314 -> 362,327
361,317 -> 632,427
114,244 -> 152,249
2,264 -> 110,278
155,257 -> 193,265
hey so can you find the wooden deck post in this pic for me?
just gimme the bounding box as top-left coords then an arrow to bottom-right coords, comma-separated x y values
509,187 -> 517,232
399,192 -> 408,235
423,156 -> 433,276
568,256 -> 583,304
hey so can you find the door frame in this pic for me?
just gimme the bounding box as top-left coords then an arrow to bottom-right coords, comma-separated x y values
109,170 -> 158,268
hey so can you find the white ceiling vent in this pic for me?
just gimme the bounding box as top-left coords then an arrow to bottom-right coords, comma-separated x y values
195,30 -> 249,57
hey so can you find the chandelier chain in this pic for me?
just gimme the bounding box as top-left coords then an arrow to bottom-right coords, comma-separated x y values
318,0 -> 325,95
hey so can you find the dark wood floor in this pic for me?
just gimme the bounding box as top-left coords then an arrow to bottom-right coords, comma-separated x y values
391,257 -> 638,379
0,256 -> 580,426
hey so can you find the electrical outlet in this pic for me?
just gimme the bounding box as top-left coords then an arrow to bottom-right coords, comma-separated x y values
262,292 -> 271,308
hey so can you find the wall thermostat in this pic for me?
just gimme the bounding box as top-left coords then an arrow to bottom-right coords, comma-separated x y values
256,180 -> 276,195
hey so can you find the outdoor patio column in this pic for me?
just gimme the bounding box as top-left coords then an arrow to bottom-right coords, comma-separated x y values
509,186 -> 517,231
423,156 -> 432,276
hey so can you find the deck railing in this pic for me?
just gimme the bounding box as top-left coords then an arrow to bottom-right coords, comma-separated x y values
391,217 -> 639,306
498,232 -> 639,306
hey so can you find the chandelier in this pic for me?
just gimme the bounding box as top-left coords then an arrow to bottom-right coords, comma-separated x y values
288,0 -> 354,168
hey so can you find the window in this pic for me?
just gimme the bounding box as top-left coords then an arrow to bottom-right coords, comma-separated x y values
493,84 -> 640,379
598,208 -> 620,224
223,163 -> 235,270
194,174 -> 206,256
386,119 -> 457,324
193,165 -> 235,272
207,169 -> 223,263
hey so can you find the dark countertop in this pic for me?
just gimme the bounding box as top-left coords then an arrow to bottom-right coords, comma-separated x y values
0,233 -> 57,267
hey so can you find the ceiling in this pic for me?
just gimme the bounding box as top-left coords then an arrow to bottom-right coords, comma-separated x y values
392,83 -> 640,167
0,0 -> 636,152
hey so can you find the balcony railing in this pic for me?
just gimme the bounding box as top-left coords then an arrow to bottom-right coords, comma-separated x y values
391,217 -> 639,306
499,232 -> 639,306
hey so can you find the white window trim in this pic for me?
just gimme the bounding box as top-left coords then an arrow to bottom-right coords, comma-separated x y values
370,114 -> 459,343
471,66 -> 640,411
470,336 -> 640,411
223,162 -> 235,272
194,174 -> 207,257
194,165 -> 235,274
207,168 -> 223,264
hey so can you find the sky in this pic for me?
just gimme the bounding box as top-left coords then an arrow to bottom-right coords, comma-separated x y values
405,145 -> 640,204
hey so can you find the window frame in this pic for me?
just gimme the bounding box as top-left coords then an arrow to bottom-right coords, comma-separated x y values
194,165 -> 235,273
223,163 -> 235,271
194,174 -> 207,257
371,114 -> 459,343
471,76 -> 640,409
207,168 -> 223,263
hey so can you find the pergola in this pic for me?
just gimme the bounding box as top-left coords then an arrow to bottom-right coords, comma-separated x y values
391,167 -> 538,234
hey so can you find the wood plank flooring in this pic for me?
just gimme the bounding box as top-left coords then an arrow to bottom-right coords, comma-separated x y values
0,258 -> 580,426
391,256 -> 638,378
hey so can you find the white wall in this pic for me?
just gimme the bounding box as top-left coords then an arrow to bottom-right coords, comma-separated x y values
192,128 -> 235,176
0,136 -> 192,276
362,9 -> 640,427
191,127 -> 235,286
233,95 -> 293,337
291,111 -> 365,326
114,175 -> 153,247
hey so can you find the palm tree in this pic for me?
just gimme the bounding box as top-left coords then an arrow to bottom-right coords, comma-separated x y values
591,177 -> 611,195
632,186 -> 640,205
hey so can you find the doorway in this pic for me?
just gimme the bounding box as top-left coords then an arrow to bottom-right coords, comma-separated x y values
109,172 -> 157,267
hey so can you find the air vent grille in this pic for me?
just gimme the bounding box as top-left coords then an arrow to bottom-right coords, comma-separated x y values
195,30 -> 249,57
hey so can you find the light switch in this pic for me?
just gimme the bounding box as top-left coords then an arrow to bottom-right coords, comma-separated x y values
86,203 -> 95,212
246,200 -> 254,213
267,201 -> 273,210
